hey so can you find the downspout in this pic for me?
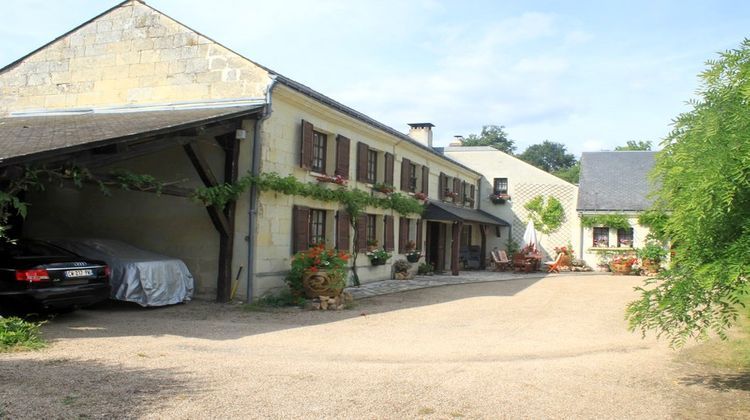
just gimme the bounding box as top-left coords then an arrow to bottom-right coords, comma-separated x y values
246,75 -> 278,302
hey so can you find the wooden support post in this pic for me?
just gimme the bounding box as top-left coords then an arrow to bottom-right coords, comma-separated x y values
451,221 -> 463,276
479,224 -> 487,270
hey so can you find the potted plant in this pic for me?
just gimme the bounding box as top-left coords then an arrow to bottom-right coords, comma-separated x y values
489,193 -> 511,204
367,239 -> 379,252
287,243 -> 349,299
413,192 -> 428,201
417,262 -> 434,276
595,251 -> 612,271
609,254 -> 637,275
372,182 -> 394,194
444,190 -> 459,199
366,248 -> 392,266
315,174 -> 347,186
404,240 -> 422,263
636,242 -> 667,274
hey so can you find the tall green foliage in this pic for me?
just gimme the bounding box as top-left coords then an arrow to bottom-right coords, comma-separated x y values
461,125 -> 516,154
627,40 -> 750,347
524,195 -> 564,235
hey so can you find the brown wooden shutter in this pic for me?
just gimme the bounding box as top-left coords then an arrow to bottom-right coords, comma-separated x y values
356,214 -> 368,251
384,153 -> 394,185
416,219 -> 423,251
336,210 -> 350,251
292,205 -> 310,253
384,215 -> 395,251
421,166 -> 429,195
398,217 -> 409,253
400,157 -> 411,191
453,178 -> 461,203
439,172 -> 446,200
356,142 -> 369,182
461,181 -> 467,204
470,184 -> 476,207
300,120 -> 314,170
335,135 -> 350,178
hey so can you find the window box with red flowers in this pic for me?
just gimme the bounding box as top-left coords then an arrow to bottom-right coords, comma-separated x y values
315,174 -> 347,186
413,192 -> 428,201
489,193 -> 511,204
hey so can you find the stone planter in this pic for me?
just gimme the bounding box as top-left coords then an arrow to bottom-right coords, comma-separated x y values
302,270 -> 344,299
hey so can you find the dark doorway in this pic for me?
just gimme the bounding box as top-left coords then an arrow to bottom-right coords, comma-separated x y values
426,221 -> 446,273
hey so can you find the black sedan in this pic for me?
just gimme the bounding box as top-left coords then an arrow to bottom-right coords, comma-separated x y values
0,240 -> 110,313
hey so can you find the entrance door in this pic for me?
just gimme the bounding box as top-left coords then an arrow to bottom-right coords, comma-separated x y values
426,221 -> 446,273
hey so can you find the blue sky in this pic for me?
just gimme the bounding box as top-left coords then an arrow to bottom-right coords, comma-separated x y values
1,1 -> 749,155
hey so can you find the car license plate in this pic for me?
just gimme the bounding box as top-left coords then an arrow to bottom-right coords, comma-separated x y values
65,269 -> 93,278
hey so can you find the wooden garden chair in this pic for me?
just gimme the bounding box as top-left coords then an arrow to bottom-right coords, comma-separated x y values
490,250 -> 510,271
545,253 -> 564,273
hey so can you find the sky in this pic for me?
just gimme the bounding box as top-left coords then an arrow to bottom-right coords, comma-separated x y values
1,0 -> 749,156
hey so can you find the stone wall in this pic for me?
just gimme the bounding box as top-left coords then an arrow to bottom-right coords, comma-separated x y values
0,0 -> 269,116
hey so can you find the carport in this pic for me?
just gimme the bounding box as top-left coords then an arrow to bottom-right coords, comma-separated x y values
0,104 -> 264,302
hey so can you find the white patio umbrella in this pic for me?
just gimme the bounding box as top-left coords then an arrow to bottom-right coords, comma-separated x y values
522,220 -> 539,252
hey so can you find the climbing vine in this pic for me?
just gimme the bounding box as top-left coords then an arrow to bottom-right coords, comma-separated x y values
524,195 -> 564,234
580,214 -> 631,230
193,171 -> 425,217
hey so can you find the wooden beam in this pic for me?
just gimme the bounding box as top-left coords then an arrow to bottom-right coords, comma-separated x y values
182,141 -> 231,237
216,132 -> 240,303
479,224 -> 487,270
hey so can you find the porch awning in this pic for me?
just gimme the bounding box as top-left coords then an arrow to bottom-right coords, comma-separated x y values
423,200 -> 510,226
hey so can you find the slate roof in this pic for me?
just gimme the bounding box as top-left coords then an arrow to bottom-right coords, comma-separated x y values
423,200 -> 510,226
577,151 -> 658,212
0,105 -> 263,165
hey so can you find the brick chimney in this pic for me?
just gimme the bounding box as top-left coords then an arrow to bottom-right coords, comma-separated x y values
407,123 -> 434,148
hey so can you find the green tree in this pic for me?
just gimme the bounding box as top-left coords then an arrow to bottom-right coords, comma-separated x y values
615,140 -> 652,151
518,140 -> 576,173
552,161 -> 580,184
461,125 -> 516,154
626,40 -> 750,347
524,195 -> 564,235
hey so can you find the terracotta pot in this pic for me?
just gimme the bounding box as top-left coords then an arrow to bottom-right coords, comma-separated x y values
610,262 -> 633,275
559,254 -> 572,268
302,270 -> 344,299
641,259 -> 660,274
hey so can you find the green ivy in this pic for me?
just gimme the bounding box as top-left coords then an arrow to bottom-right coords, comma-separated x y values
524,195 -> 564,234
580,214 -> 631,230
193,172 -> 425,217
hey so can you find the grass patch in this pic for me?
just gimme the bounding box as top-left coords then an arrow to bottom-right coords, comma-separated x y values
242,291 -> 306,312
0,316 -> 46,352
680,292 -> 750,370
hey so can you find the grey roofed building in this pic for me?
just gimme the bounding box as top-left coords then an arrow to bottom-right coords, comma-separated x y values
577,151 -> 658,212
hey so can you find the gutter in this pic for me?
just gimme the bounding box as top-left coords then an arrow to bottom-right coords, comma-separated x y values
247,75 -> 278,302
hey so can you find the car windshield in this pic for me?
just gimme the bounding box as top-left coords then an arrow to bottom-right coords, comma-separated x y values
0,240 -> 77,258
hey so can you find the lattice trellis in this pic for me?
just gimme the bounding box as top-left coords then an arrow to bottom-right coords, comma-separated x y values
507,183 -> 578,258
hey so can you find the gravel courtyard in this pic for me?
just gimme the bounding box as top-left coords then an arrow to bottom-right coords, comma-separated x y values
1,274 -> 746,419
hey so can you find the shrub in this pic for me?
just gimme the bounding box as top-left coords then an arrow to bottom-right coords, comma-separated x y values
393,260 -> 411,273
0,316 -> 45,352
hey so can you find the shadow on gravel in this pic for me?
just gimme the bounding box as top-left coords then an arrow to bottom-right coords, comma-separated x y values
679,371 -> 750,392
0,357 -> 193,418
37,276 -> 544,342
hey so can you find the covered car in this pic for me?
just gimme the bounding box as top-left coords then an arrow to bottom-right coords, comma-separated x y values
49,238 -> 194,307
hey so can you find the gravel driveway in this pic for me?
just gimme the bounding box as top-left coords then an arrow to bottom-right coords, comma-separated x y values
0,274 -> 743,418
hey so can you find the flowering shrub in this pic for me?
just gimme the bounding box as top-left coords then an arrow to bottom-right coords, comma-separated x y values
554,246 -> 574,257
610,255 -> 637,266
315,174 -> 347,186
286,244 -> 349,294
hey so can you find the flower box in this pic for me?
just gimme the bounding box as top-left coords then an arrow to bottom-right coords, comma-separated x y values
489,193 -> 511,204
315,174 -> 347,186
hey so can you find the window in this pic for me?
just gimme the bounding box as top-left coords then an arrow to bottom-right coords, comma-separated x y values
461,225 -> 472,247
617,228 -> 634,248
493,178 -> 508,194
593,227 -> 609,247
367,149 -> 378,183
409,163 -> 417,192
312,131 -> 327,173
310,209 -> 326,245
366,214 -> 377,245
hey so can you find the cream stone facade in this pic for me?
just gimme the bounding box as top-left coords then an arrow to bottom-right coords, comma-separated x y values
1,0 -> 493,301
579,214 -> 650,269
443,146 -> 580,259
